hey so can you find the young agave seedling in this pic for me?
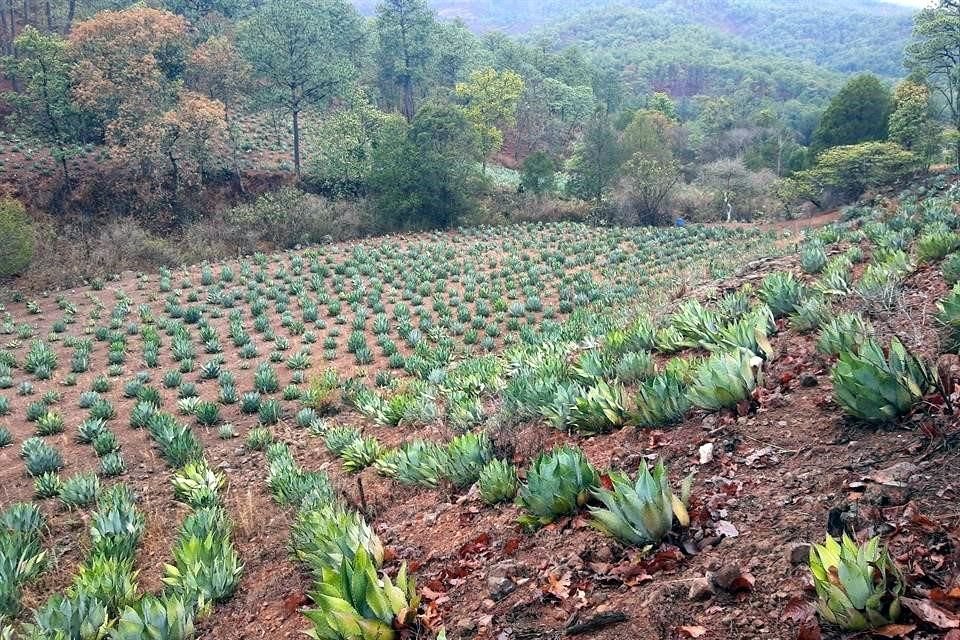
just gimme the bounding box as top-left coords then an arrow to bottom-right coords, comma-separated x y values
809,534 -> 903,630
589,460 -> 691,546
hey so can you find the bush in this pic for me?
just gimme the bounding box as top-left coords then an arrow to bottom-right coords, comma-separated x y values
224,188 -> 370,250
783,142 -> 917,205
0,198 -> 34,277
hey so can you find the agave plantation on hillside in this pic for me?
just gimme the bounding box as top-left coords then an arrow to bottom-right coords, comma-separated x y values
1,183 -> 960,637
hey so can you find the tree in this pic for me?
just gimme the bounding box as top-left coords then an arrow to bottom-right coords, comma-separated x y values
520,151 -> 556,196
116,91 -> 225,194
3,26 -> 88,183
432,19 -> 480,87
369,103 -> 480,230
622,109 -> 679,164
455,66 -> 523,172
784,141 -> 917,205
238,0 -> 365,177
187,35 -> 253,188
811,74 -> 892,156
565,110 -> 622,206
68,6 -> 189,142
308,90 -> 403,196
907,1 -> 960,170
888,80 -> 941,168
513,77 -> 594,160
164,0 -> 252,37
618,152 -> 681,226
648,91 -> 677,120
699,158 -> 775,222
375,0 -> 435,121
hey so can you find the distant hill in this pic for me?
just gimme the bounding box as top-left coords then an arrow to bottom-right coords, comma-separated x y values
354,0 -> 915,78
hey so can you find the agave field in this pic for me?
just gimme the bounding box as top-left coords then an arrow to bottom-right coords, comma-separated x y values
2,203 -> 960,640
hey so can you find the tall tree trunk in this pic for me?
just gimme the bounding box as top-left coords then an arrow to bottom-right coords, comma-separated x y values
7,0 -> 17,89
401,76 -> 415,122
225,106 -> 245,193
65,0 -> 75,32
292,108 -> 301,179
59,152 -> 70,187
44,0 -> 51,30
0,5 -> 7,55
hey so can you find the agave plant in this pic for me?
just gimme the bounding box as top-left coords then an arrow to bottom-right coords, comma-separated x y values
324,426 -> 361,456
90,502 -> 145,563
809,535 -> 903,630
340,437 -> 383,474
112,594 -> 195,640
589,460 -> 691,546
70,555 -> 139,615
171,461 -> 225,508
669,299 -> 724,346
937,282 -> 960,351
917,228 -> 960,263
831,338 -> 930,422
163,534 -> 243,607
800,242 -> 827,274
477,459 -> 518,505
569,379 -> 628,434
303,548 -> 419,640
444,431 -> 493,488
759,272 -> 806,318
22,593 -> 110,640
266,448 -> 334,507
714,305 -> 775,359
816,313 -> 873,357
633,371 -> 691,428
60,473 -> 101,508
291,506 -> 385,579
686,349 -> 762,412
392,440 -> 448,488
789,296 -> 832,333
517,445 -> 599,528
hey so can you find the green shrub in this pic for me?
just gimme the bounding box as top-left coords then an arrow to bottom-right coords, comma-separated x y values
0,198 -> 33,277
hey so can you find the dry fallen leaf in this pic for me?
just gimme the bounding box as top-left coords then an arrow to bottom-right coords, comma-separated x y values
902,597 -> 960,629
677,625 -> 707,638
543,571 -> 572,600
872,623 -> 917,638
782,596 -> 822,640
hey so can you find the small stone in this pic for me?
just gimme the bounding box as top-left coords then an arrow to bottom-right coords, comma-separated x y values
688,577 -> 713,601
800,375 -> 818,388
487,576 -> 515,602
456,618 -> 478,634
711,565 -> 755,592
787,543 -> 811,565
699,442 -> 715,465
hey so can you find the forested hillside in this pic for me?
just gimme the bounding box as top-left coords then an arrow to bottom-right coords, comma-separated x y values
353,0 -> 914,77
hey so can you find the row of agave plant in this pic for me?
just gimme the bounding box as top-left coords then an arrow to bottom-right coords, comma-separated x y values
0,224 -> 771,386
284,192 -> 960,633
262,428 -> 696,639
1,395 -> 242,639
354,190 -> 960,438
262,442 -> 430,639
